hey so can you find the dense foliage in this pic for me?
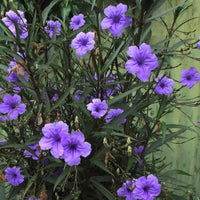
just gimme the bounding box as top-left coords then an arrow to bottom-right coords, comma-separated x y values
0,0 -> 199,199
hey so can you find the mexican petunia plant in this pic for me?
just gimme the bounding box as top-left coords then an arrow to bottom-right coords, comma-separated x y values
0,0 -> 200,199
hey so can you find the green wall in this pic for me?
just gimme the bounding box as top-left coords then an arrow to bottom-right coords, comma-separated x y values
151,0 -> 200,194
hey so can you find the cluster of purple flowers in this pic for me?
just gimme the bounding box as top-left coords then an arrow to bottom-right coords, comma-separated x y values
0,94 -> 26,121
39,121 -> 91,166
2,10 -> 28,39
117,174 -> 161,200
101,3 -> 132,37
5,166 -> 24,186
44,20 -> 61,38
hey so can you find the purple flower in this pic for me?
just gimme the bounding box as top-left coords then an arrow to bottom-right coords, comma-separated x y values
125,43 -> 158,82
5,166 -> 24,186
2,10 -> 28,39
101,3 -> 132,37
74,90 -> 83,100
24,144 -> 40,160
43,87 -> 59,102
197,121 -> 200,124
71,32 -> 95,57
39,121 -> 69,158
0,94 -> 26,120
87,98 -> 108,118
94,73 -> 120,99
154,76 -> 174,96
105,108 -> 126,125
134,145 -> 145,165
62,131 -> 91,166
53,168 -> 64,177
133,174 -> 161,200
70,14 -> 85,30
134,145 -> 144,157
45,20 -> 61,38
117,179 -> 137,200
180,67 -> 200,89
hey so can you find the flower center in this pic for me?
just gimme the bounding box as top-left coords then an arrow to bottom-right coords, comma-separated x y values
10,103 -> 17,109
95,106 -> 100,112
112,15 -> 121,23
70,143 -> 77,150
12,173 -> 17,178
80,38 -> 88,46
54,135 -> 61,142
143,185 -> 150,193
160,82 -> 165,88
186,75 -> 192,80
76,20 -> 80,25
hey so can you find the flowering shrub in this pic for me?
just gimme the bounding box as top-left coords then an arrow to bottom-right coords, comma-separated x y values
0,0 -> 199,199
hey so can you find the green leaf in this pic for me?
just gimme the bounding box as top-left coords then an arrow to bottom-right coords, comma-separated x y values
48,86 -> 73,113
42,0 -> 62,24
102,40 -> 126,73
90,159 -> 114,177
145,3 -> 185,23
0,183 -> 6,200
162,169 -> 192,177
54,167 -> 70,191
91,180 -> 115,200
108,84 -> 143,106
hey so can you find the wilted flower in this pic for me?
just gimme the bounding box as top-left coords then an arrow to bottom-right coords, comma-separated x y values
2,10 -> 28,39
70,13 -> 85,30
0,94 -> 26,120
101,3 -> 132,37
62,131 -> 91,166
39,121 -> 69,158
125,43 -> 158,82
180,67 -> 200,89
117,179 -> 137,200
24,144 -> 40,160
87,98 -> 108,118
45,20 -> 61,38
133,174 -> 161,200
7,53 -> 27,83
5,166 -> 24,186
71,32 -> 95,57
105,108 -> 126,124
154,76 -> 174,96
